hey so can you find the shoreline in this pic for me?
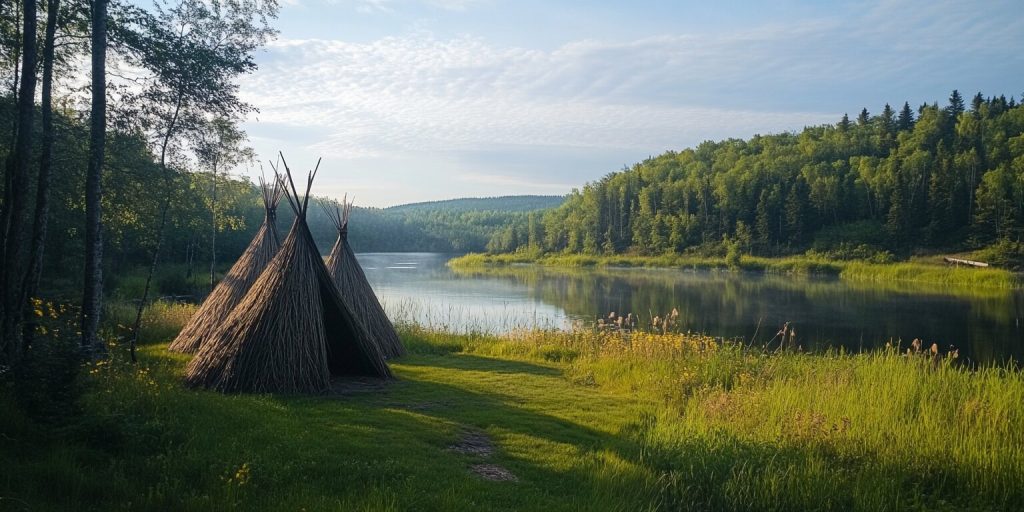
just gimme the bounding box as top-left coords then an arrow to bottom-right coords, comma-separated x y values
448,252 -> 1023,289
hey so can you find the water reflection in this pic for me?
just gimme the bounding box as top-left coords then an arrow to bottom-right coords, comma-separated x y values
355,253 -> 1024,363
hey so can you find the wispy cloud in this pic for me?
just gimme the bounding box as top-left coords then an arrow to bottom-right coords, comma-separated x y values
238,0 -> 1023,205
242,32 -> 837,161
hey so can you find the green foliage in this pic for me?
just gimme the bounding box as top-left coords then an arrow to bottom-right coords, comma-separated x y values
297,195 -> 564,254
486,92 -> 1024,262
971,238 -> 1024,270
724,237 -> 741,270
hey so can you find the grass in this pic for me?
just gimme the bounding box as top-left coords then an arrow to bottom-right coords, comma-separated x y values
2,305 -> 1022,510
449,251 -> 1023,289
840,260 -> 1021,289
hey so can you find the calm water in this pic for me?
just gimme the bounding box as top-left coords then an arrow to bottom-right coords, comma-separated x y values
356,252 -> 1024,363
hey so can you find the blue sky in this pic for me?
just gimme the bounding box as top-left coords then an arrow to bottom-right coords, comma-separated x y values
236,0 -> 1024,206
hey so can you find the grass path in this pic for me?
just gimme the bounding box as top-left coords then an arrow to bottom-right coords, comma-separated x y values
2,348 -> 659,511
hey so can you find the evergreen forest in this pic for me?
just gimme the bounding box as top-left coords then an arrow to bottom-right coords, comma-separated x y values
486,92 -> 1024,263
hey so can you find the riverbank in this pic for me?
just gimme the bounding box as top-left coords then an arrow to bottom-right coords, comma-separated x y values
449,252 -> 1023,289
2,304 -> 1021,511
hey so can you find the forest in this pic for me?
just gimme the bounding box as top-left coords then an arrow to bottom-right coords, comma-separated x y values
486,92 -> 1024,264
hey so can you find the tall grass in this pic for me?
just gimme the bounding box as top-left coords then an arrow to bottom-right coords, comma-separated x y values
402,326 -> 1024,510
450,251 -> 1022,289
841,261 -> 1021,289
105,300 -> 197,345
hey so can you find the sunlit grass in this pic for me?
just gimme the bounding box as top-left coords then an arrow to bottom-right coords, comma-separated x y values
840,260 -> 1021,289
104,300 -> 198,345
402,325 -> 1024,510
3,300 -> 1022,511
450,251 -> 1022,289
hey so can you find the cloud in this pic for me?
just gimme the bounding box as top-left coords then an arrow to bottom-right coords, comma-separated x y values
237,0 -> 1023,205
241,32 -> 837,161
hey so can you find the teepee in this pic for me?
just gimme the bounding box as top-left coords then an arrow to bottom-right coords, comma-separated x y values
321,197 -> 404,358
169,177 -> 283,353
184,158 -> 392,393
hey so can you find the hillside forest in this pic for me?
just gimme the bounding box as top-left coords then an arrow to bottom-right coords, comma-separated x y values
485,92 -> 1024,263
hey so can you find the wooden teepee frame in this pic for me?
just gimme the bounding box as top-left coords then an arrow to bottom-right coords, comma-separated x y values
321,196 -> 405,358
184,156 -> 391,393
168,176 -> 283,353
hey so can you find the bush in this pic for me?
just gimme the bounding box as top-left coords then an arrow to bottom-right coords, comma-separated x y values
724,239 -> 741,270
973,238 -> 1024,270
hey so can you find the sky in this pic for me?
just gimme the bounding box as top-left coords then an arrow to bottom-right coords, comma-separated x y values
235,0 -> 1024,207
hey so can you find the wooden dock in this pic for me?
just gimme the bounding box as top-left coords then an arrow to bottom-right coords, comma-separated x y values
943,257 -> 989,268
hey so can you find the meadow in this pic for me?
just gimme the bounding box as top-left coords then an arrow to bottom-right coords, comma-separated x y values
2,300 -> 1022,511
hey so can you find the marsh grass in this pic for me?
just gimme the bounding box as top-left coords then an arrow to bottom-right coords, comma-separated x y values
840,261 -> 1021,289
450,251 -> 1022,289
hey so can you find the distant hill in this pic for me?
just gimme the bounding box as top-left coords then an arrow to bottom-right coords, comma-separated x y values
300,194 -> 566,253
385,195 -> 565,214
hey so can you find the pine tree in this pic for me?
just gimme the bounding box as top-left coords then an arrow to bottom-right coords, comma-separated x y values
947,89 -> 965,118
785,181 -> 806,246
838,113 -> 851,132
971,92 -> 984,114
878,103 -> 896,154
857,108 -> 870,126
886,183 -> 909,250
897,102 -> 914,131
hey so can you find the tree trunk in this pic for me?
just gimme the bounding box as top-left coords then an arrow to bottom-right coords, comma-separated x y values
22,0 -> 61,347
128,169 -> 172,363
210,160 -> 217,291
0,0 -> 23,267
1,0 -> 38,365
128,92 -> 182,362
81,0 -> 107,358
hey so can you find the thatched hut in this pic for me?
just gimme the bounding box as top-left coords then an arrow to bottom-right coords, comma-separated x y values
184,160 -> 391,393
322,197 -> 404,359
169,178 -> 283,353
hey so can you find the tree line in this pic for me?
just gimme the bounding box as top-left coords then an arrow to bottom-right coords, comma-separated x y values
0,0 -> 279,371
487,92 -> 1024,261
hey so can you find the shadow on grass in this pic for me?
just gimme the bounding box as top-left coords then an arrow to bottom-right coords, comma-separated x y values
397,352 -> 563,377
5,347 -> 1015,511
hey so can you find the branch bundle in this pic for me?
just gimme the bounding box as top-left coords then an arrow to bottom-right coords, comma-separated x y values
169,178 -> 283,353
184,159 -> 391,393
322,197 -> 404,358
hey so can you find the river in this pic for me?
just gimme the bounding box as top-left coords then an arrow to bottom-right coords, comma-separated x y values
355,252 -> 1024,364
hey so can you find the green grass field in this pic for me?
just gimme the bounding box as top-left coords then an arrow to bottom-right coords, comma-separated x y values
2,304 -> 1022,511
